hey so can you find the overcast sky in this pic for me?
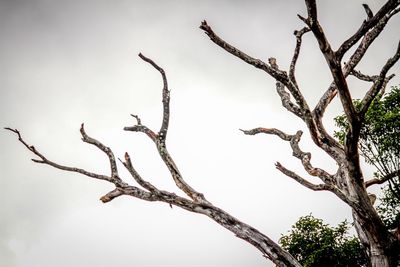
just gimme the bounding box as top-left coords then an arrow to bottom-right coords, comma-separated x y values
1,0 -> 399,266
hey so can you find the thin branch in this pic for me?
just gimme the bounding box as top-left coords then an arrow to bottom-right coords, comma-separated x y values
199,21 -> 287,83
120,152 -> 158,192
80,123 -> 120,180
138,53 -> 170,141
289,27 -> 311,87
240,128 -> 333,185
275,162 -> 330,191
350,69 -> 377,82
336,1 -> 400,59
5,127 -> 111,182
130,114 -> 142,125
200,20 -> 310,116
359,40 -> 400,115
124,55 -> 209,204
124,124 -> 157,142
240,127 -> 291,141
365,170 -> 400,187
362,4 -> 374,20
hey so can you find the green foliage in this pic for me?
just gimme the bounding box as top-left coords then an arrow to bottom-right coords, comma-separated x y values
279,215 -> 367,267
377,185 -> 400,228
334,86 -> 400,228
334,86 -> 400,178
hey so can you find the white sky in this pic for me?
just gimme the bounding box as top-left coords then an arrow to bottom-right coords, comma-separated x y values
1,0 -> 399,266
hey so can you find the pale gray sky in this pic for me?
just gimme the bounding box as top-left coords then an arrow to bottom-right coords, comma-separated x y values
1,0 -> 399,266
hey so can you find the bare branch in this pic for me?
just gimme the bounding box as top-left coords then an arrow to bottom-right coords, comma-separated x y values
123,56 -> 209,204
80,123 -> 120,180
5,127 -> 111,182
313,5 -> 400,120
240,127 -> 292,141
365,170 -> 400,188
289,27 -> 311,87
120,152 -> 158,192
200,20 -> 312,119
130,114 -> 141,125
138,53 -> 170,141
275,82 -> 304,118
336,1 -> 400,59
362,4 -> 374,20
275,162 -> 330,191
199,21 -> 288,83
350,69 -> 377,82
100,188 -> 124,203
241,128 -> 333,185
359,40 -> 400,115
124,124 -> 157,142
303,0 -> 358,126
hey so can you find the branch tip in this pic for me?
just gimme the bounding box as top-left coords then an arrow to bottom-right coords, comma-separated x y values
130,114 -> 142,125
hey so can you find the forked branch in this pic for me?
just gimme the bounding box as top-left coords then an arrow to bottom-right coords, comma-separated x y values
6,54 -> 303,267
124,54 -> 208,204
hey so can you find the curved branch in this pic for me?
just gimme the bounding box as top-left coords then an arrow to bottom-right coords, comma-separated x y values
80,123 -> 120,180
138,53 -> 170,141
336,1 -> 400,59
365,170 -> 400,187
303,0 -> 357,127
313,5 -> 400,119
120,152 -> 158,192
275,162 -> 330,191
240,128 -> 333,185
5,127 -> 112,182
124,54 -> 209,204
289,27 -> 310,87
199,21 -> 310,117
4,127 -> 302,267
359,40 -> 400,116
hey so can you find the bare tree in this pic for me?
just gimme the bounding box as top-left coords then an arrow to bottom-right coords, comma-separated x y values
6,1 -> 400,266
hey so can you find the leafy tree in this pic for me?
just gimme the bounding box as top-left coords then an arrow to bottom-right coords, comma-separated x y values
280,215 -> 367,267
334,86 -> 400,192
335,87 -> 400,229
6,1 -> 400,267
378,186 -> 400,229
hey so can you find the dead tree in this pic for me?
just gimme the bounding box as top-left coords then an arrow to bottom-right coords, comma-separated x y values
6,1 -> 400,266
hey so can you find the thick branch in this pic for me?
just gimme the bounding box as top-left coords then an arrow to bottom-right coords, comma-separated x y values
275,82 -> 303,118
303,0 -> 357,127
313,5 -> 400,119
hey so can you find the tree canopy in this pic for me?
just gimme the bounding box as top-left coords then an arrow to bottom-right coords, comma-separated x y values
280,215 -> 367,267
335,86 -> 400,229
